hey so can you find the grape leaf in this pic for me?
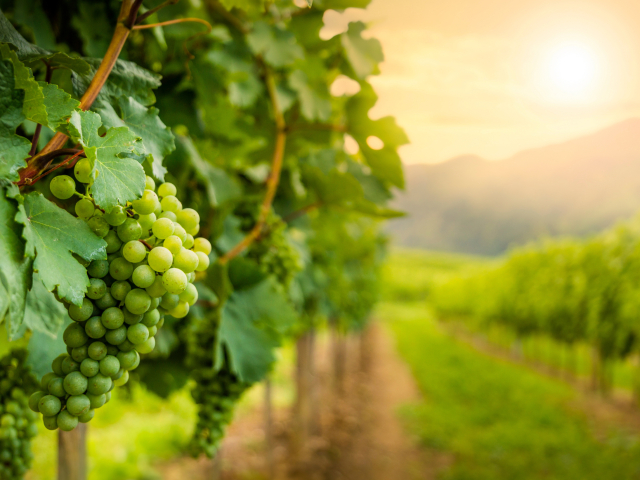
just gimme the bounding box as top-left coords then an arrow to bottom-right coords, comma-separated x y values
0,43 -> 47,126
207,49 -> 263,108
68,110 -> 145,212
40,82 -> 80,131
288,69 -> 331,122
26,318 -> 71,381
0,181 -> 33,340
20,192 -> 107,306
218,278 -> 297,382
71,0 -> 112,58
341,22 -> 383,80
14,0 -> 56,50
23,272 -> 68,338
0,59 -> 31,181
95,96 -> 174,181
247,22 -> 304,68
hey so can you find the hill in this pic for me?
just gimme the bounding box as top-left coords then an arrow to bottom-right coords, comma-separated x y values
389,119 -> 640,255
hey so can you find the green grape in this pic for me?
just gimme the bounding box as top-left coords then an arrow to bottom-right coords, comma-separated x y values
75,199 -> 94,219
132,265 -> 156,288
162,268 -> 188,295
87,259 -> 109,278
141,309 -> 160,327
138,213 -> 156,231
127,324 -> 149,345
173,248 -> 199,274
148,247 -> 173,272
104,230 -> 123,254
86,374 -> 112,396
117,218 -> 142,242
88,342 -> 107,361
40,373 -> 56,392
71,346 -> 88,363
133,189 -> 160,215
169,301 -> 189,319
135,337 -> 156,355
118,340 -> 136,352
99,356 -> 120,378
176,208 -> 200,232
183,234 -> 194,249
157,182 -> 177,197
152,218 -> 175,239
163,235 -> 183,255
187,272 -> 196,283
160,195 -> 181,213
125,289 -> 151,314
145,176 -> 156,191
61,356 -> 80,374
28,392 -> 46,413
80,358 -> 99,378
57,410 -> 79,432
159,293 -> 179,310
78,410 -> 95,423
173,224 -> 187,243
109,257 -> 134,281
116,350 -> 139,371
148,325 -> 158,337
68,298 -> 93,322
51,355 -> 67,376
87,216 -> 110,238
106,344 -> 118,356
111,281 -> 132,301
63,372 -> 88,396
74,158 -> 93,183
50,175 -> 76,200
86,278 -> 107,300
84,317 -> 105,340
66,395 -> 90,417
113,370 -> 129,387
48,378 -> 66,398
38,395 -> 62,417
63,323 -> 89,349
194,238 -> 212,255
87,393 -> 106,409
149,296 -> 161,310
186,224 -> 200,236
95,291 -> 117,310
123,308 -> 143,325
105,325 -> 127,346
195,252 -> 210,272
146,276 -> 167,298
105,392 -> 112,403
122,241 -> 146,263
43,415 -> 58,431
179,283 -> 199,306
104,206 -> 127,227
159,211 -> 177,222
101,307 -> 124,329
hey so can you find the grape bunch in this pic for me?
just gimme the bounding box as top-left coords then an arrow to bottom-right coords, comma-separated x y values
0,350 -> 39,480
28,173 -> 212,431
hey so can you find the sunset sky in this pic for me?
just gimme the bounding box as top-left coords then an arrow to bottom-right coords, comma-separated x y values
324,0 -> 640,164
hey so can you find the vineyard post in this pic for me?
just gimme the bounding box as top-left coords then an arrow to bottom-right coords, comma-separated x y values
292,331 -> 314,464
264,377 -> 275,479
58,424 -> 88,480
331,320 -> 346,397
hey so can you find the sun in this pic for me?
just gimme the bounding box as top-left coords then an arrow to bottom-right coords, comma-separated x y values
542,41 -> 600,100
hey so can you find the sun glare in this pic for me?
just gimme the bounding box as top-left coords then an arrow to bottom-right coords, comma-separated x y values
546,42 -> 598,96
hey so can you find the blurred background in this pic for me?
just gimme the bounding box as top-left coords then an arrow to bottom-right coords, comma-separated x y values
20,0 -> 640,479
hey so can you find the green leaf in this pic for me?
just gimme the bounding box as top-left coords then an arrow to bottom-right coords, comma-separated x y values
204,262 -> 233,305
218,0 -> 265,11
40,82 -> 80,131
228,257 -> 267,290
219,278 -> 297,382
341,22 -> 383,80
13,0 -> 56,50
71,0 -> 113,57
26,317 -> 71,381
21,192 -> 107,306
247,22 -> 304,68
68,110 -> 145,212
288,69 -> 331,122
0,181 -> 33,339
96,97 -> 174,181
23,273 -> 68,338
0,60 -> 31,182
207,49 -> 263,108
0,43 -> 47,126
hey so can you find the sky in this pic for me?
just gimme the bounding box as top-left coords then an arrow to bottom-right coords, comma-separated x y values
323,0 -> 640,164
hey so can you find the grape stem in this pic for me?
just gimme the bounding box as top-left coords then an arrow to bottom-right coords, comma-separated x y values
16,149 -> 84,187
135,0 -> 182,23
138,239 -> 153,250
18,0 -> 144,184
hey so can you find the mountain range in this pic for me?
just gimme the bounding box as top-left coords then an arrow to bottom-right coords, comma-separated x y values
388,119 -> 640,255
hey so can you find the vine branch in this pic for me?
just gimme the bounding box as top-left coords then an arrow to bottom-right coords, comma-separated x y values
132,18 -> 211,30
283,202 -> 321,223
136,0 -> 182,23
17,150 -> 84,187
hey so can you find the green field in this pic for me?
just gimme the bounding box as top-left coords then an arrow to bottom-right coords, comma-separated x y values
380,248 -> 640,480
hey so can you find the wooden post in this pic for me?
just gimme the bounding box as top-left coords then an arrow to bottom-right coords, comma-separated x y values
264,378 -> 275,480
212,446 -> 223,480
58,424 -> 87,480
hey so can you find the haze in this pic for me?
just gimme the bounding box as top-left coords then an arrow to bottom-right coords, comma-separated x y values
324,0 -> 640,164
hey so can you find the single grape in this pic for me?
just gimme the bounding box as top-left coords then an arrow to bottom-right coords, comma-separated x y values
87,393 -> 106,409
114,370 -> 129,387
179,283 -> 199,306
176,208 -> 200,232
75,199 -> 94,219
78,409 -> 95,423
85,317 -> 107,339
88,342 -> 107,361
145,276 -> 167,298
162,268 -> 188,295
163,235 -> 182,255
148,247 -> 173,272
61,356 -> 80,374
87,260 -> 109,278
63,323 -> 89,349
109,257 -> 133,281
141,309 -> 160,327
157,182 -> 176,197
183,234 -> 194,249
132,265 -> 156,288
159,211 -> 177,222
138,213 -> 156,231
159,293 -> 179,310
86,278 -> 107,300
104,206 -> 127,227
105,325 -> 127,346
160,195 -> 181,213
186,224 -> 200,236
145,176 -> 156,191
87,216 -> 110,238
123,308 -> 143,325
28,392 -> 46,413
195,252 -> 210,272
169,301 -> 189,319
48,378 -> 66,398
95,291 -> 117,310
118,340 -> 136,352
74,158 -> 93,183
111,280 -> 132,301
132,189 -> 159,215
42,415 -> 58,431
51,354 -> 67,376
125,289 -> 151,315
99,356 -> 120,378
66,395 -> 91,417
63,372 -> 88,396
101,307 -> 124,329
71,346 -> 88,363
86,374 -> 112,396
117,350 -> 139,371
104,230 -> 123,254
117,218 -> 142,243
57,410 -> 79,431
122,240 -> 147,264
50,175 -> 76,199
193,238 -> 212,255
127,324 -> 149,345
173,248 -> 199,274
105,391 -> 112,403
80,358 -> 99,378
69,298 -> 93,322
152,218 -> 175,239
187,272 -> 196,283
149,296 -> 161,310
173,224 -> 187,243
136,337 -> 156,354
